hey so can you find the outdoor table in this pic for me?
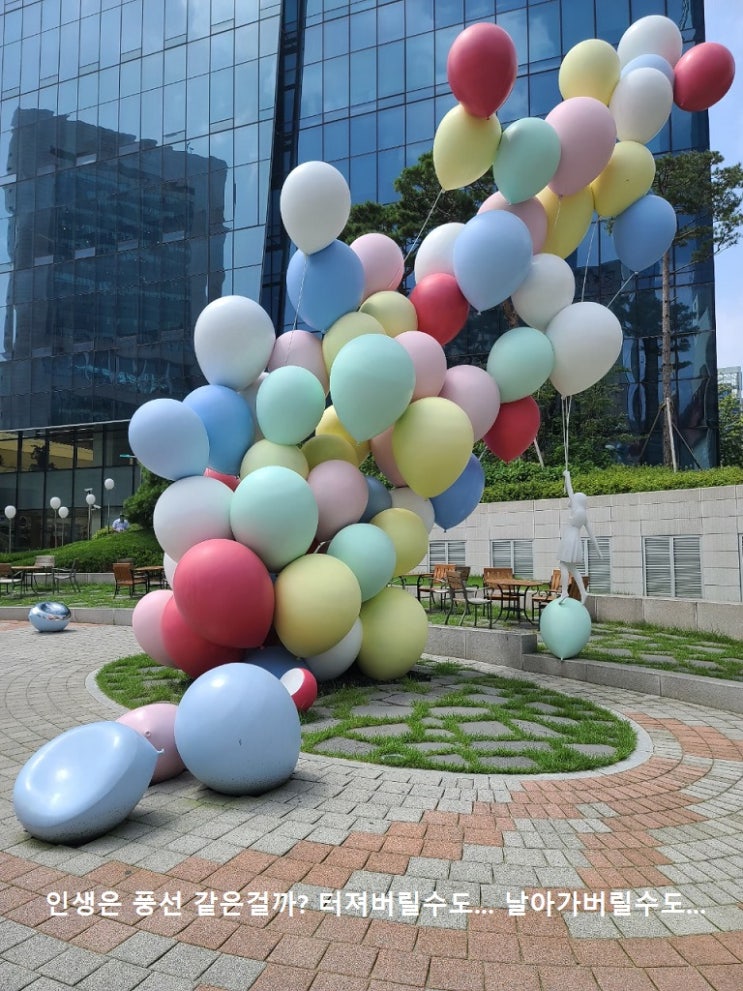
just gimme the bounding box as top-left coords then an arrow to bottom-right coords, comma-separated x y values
131,566 -> 166,592
485,578 -> 549,625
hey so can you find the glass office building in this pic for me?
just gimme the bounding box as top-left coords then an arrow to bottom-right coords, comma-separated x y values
0,0 -> 715,549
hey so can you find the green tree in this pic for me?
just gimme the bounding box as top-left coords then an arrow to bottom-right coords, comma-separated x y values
652,151 -> 743,468
123,468 -> 169,529
717,385 -> 743,467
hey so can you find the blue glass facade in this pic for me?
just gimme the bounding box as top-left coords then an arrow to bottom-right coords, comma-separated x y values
0,0 -> 717,549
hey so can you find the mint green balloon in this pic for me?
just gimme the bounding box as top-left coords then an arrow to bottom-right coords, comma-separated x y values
327,523 -> 396,601
330,334 -> 415,442
486,326 -> 555,403
539,597 -> 592,660
493,117 -> 562,205
256,365 -> 326,445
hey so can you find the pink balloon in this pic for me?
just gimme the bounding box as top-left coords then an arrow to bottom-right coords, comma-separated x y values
478,193 -> 548,254
132,590 -> 176,667
438,365 -> 501,441
307,460 -> 369,542
370,427 -> 406,487
546,97 -> 617,196
350,233 -> 405,300
116,703 -> 186,783
268,330 -> 329,393
204,467 -> 240,490
447,23 -> 518,118
395,331 -> 448,400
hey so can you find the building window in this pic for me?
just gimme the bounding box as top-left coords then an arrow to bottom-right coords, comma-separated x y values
429,540 -> 466,568
490,539 -> 533,578
643,536 -> 702,599
580,536 -> 611,594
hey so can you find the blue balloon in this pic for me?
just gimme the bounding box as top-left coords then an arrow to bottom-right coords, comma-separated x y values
245,646 -> 307,678
612,194 -> 677,273
28,601 -> 71,633
128,398 -> 210,481
360,477 -> 393,522
539,597 -> 592,660
183,384 -> 255,475
174,663 -> 301,795
621,54 -> 674,86
431,454 -> 485,530
286,240 -> 365,331
453,211 -> 533,313
13,722 -> 158,844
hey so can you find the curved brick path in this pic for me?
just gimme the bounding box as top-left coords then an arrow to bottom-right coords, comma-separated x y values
1,620 -> 742,990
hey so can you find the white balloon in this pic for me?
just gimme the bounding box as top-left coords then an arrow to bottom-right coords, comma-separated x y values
546,302 -> 623,397
280,161 -> 351,255
153,476 -> 233,561
163,552 -> 178,588
389,487 -> 436,533
610,67 -> 673,145
617,15 -> 683,69
194,296 -> 276,391
511,254 -> 576,331
305,619 -> 362,681
414,223 -> 464,282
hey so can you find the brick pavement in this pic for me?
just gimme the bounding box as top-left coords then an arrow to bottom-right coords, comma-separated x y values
1,620 -> 742,989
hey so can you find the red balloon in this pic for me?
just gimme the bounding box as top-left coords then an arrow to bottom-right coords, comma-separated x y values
204,468 -> 240,490
410,273 -> 470,346
483,396 -> 541,463
446,23 -> 517,118
674,43 -> 735,112
160,597 -> 243,679
172,538 -> 275,649
280,667 -> 318,712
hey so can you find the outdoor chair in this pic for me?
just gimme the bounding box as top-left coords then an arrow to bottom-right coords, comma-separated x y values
32,555 -> 56,590
568,574 -> 589,601
113,562 -> 148,598
482,566 -> 520,618
54,560 -> 81,593
417,563 -> 458,609
0,563 -> 22,597
531,568 -> 563,621
444,572 -> 494,628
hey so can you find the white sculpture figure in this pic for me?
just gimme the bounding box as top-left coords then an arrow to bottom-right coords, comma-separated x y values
558,469 -> 601,603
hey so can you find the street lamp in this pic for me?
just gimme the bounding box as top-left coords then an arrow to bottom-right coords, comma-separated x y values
3,505 -> 15,554
49,496 -> 61,548
58,506 -> 69,545
85,491 -> 97,540
104,477 -> 115,528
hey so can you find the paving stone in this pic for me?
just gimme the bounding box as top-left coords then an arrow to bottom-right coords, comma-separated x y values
350,723 -> 411,739
566,744 -> 617,757
687,659 -> 724,670
313,737 -> 376,756
458,720 -> 510,737
199,954 -> 265,990
37,947 -> 106,984
350,704 -> 414,718
510,719 -> 560,737
108,931 -> 175,967
0,960 -> 37,991
4,934 -> 65,969
469,740 -> 552,753
427,706 -> 492,717
476,756 -> 540,771
407,742 -> 458,754
426,754 -> 469,769
152,943 -> 219,979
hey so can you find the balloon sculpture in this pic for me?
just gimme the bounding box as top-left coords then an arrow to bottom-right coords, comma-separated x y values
13,15 -> 735,841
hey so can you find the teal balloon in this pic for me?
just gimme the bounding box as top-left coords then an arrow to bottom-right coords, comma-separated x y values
486,326 -> 555,403
230,465 -> 319,572
327,523 -> 397,601
256,365 -> 326,445
539,597 -> 592,660
493,117 -> 562,205
330,334 -> 415,442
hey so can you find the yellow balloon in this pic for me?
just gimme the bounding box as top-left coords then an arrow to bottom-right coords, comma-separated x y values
316,406 -> 371,466
537,186 -> 594,258
322,312 -> 385,372
357,586 -> 429,680
392,397 -> 474,499
302,433 -> 358,469
360,291 -> 418,337
274,555 -> 361,657
433,104 -> 502,191
559,39 -> 621,105
240,440 -> 309,478
590,141 -> 656,218
370,508 -> 428,577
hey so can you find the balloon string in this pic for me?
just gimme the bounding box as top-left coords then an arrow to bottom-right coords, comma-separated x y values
561,395 -> 572,473
581,221 -> 599,301
607,272 -> 635,311
402,188 -> 444,267
291,255 -> 309,334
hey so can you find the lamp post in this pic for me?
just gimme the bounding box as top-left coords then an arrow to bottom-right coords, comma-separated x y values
3,505 -> 15,554
104,477 -> 115,529
49,496 -> 61,548
58,506 -> 69,546
85,491 -> 97,540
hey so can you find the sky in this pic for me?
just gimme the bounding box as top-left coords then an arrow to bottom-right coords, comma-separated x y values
705,1 -> 743,370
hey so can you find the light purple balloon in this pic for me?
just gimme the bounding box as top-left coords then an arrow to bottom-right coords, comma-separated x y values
116,703 -> 186,783
546,97 -> 617,197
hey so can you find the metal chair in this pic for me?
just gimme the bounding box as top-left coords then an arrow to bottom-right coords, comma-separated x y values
531,568 -> 562,621
417,563 -> 458,610
0,563 -> 22,597
482,567 -> 520,619
32,555 -> 56,590
444,572 -> 494,628
54,560 -> 80,593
